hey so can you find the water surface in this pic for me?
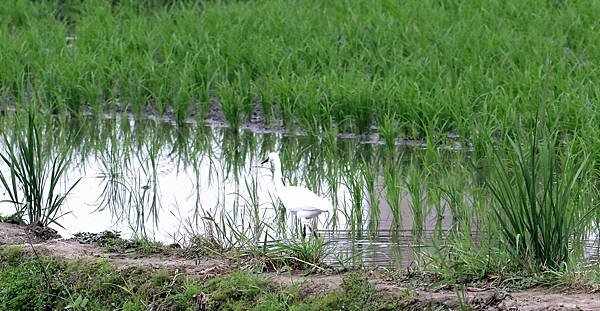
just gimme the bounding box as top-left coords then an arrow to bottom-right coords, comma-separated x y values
1,117 -> 597,267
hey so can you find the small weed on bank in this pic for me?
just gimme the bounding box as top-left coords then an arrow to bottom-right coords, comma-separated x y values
0,246 -> 23,264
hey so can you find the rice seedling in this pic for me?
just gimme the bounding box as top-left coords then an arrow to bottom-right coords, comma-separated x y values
440,168 -> 474,236
217,77 -> 254,129
378,113 -> 399,148
383,152 -> 404,233
0,113 -> 79,227
342,162 -> 365,239
405,164 -> 425,239
361,158 -> 380,237
1,0 -> 597,139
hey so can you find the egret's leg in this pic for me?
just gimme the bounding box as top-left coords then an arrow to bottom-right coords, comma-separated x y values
304,223 -> 319,239
302,224 -> 307,239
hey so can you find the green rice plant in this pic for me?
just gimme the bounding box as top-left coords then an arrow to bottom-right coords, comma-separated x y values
440,165 -> 474,236
361,158 -> 380,237
294,78 -> 326,137
379,113 -> 399,148
322,159 -> 341,232
383,152 -> 403,232
2,0 -> 600,139
0,113 -> 79,227
342,162 -> 364,239
245,177 -> 261,229
217,76 -> 254,129
405,164 -> 425,239
485,127 -> 593,270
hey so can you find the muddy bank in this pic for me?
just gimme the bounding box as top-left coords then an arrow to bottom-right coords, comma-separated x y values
1,222 -> 598,310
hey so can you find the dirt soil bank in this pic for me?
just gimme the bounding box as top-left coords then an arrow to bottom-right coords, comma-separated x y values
1,222 -> 598,311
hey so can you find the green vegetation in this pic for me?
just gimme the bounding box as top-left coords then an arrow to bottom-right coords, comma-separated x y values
0,254 -> 418,311
1,0 -> 599,137
1,1 -> 600,307
0,112 -> 79,227
0,255 -> 196,311
486,125 -> 592,270
1,111 -> 598,288
261,237 -> 334,272
305,273 -> 413,311
0,245 -> 23,263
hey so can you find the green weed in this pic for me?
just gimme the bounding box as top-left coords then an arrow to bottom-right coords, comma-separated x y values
486,127 -> 593,270
0,113 -> 79,227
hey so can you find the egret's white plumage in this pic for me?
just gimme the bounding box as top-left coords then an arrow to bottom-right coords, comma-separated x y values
262,152 -> 331,236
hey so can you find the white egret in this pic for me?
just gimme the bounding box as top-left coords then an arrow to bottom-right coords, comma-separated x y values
261,151 -> 332,238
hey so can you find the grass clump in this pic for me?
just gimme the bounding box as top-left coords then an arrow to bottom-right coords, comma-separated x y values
0,245 -> 23,264
185,235 -> 227,257
264,237 -> 333,272
202,271 -> 272,310
0,113 -> 79,227
485,126 -> 593,270
0,213 -> 23,225
299,273 -> 412,311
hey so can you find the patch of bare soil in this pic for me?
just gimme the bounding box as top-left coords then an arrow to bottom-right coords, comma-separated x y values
0,222 -> 58,244
1,222 -> 599,310
403,287 -> 599,311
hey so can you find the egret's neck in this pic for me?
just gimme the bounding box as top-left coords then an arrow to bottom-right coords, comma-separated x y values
271,159 -> 284,191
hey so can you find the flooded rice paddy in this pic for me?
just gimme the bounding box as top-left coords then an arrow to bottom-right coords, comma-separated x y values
1,116 -> 598,268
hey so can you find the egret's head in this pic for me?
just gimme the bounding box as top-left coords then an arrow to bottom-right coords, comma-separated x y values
261,151 -> 280,164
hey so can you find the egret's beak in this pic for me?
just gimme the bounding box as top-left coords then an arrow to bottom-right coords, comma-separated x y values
261,158 -> 269,164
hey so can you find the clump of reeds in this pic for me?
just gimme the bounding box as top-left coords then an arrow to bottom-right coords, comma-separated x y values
485,124 -> 593,270
0,113 -> 79,227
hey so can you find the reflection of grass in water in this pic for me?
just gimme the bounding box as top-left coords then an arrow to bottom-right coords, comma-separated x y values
95,134 -> 161,239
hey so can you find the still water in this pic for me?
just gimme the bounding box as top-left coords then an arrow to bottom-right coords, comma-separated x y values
1,117 -> 598,267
